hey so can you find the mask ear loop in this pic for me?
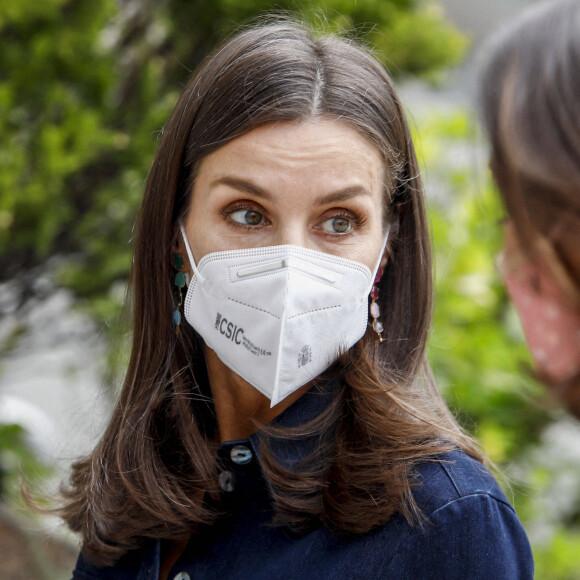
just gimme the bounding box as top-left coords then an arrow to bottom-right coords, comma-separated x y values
371,229 -> 390,281
369,229 -> 390,342
180,225 -> 205,283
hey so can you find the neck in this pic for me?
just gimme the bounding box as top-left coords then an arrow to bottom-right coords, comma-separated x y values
205,347 -> 311,442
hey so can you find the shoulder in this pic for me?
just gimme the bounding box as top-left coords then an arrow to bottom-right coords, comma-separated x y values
388,449 -> 534,579
411,448 -> 512,516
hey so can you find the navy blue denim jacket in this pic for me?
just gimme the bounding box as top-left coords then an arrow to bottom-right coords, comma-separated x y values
72,387 -> 534,580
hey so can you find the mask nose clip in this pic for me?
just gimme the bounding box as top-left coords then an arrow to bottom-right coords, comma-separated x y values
237,259 -> 287,278
236,253 -> 340,285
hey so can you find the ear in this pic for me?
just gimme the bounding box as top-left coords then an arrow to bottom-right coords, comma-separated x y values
173,227 -> 193,275
376,243 -> 390,279
379,253 -> 388,271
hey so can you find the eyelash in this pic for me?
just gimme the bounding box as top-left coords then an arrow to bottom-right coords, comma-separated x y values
222,203 -> 366,235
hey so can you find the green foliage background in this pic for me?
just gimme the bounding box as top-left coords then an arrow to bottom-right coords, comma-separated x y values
1,0 -> 579,576
0,0 -> 466,320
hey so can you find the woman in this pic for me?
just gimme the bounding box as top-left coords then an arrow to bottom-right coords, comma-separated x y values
67,21 -> 533,579
478,0 -> 580,419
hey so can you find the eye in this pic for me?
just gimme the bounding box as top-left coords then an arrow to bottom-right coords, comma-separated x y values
320,216 -> 353,234
229,208 -> 265,227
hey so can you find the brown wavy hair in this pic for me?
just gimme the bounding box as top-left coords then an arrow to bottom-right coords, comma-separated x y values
59,20 -> 483,565
478,0 -> 580,417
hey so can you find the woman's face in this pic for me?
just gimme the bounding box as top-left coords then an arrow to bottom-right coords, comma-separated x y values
181,119 -> 387,270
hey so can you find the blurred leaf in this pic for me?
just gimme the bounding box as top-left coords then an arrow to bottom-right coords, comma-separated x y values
0,423 -> 51,497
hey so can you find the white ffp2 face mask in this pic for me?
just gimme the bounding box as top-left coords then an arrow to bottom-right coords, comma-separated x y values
181,227 -> 384,407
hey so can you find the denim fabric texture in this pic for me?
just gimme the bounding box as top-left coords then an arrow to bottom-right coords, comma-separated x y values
71,386 -> 534,580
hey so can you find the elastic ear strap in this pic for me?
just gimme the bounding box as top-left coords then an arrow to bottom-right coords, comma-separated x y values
180,225 -> 205,282
372,228 -> 390,280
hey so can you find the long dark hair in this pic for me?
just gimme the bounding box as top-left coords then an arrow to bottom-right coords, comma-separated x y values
478,0 -> 580,283
61,20 -> 482,565
478,0 -> 580,415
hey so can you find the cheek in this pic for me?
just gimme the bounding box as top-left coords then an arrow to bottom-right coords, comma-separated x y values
353,229 -> 386,272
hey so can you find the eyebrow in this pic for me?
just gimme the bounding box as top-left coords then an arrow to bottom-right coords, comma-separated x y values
210,176 -> 373,205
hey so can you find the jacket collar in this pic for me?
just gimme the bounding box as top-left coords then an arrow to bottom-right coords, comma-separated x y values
217,380 -> 335,470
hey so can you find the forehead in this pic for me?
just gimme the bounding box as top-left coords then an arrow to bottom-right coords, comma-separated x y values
195,119 -> 386,194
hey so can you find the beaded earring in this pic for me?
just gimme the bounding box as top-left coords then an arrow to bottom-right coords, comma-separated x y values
173,253 -> 186,335
370,264 -> 384,342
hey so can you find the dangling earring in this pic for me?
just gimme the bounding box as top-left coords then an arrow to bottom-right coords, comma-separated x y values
173,253 -> 186,335
370,265 -> 384,343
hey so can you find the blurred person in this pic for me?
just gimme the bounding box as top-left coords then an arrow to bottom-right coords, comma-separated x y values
478,0 -> 580,419
59,21 -> 533,579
